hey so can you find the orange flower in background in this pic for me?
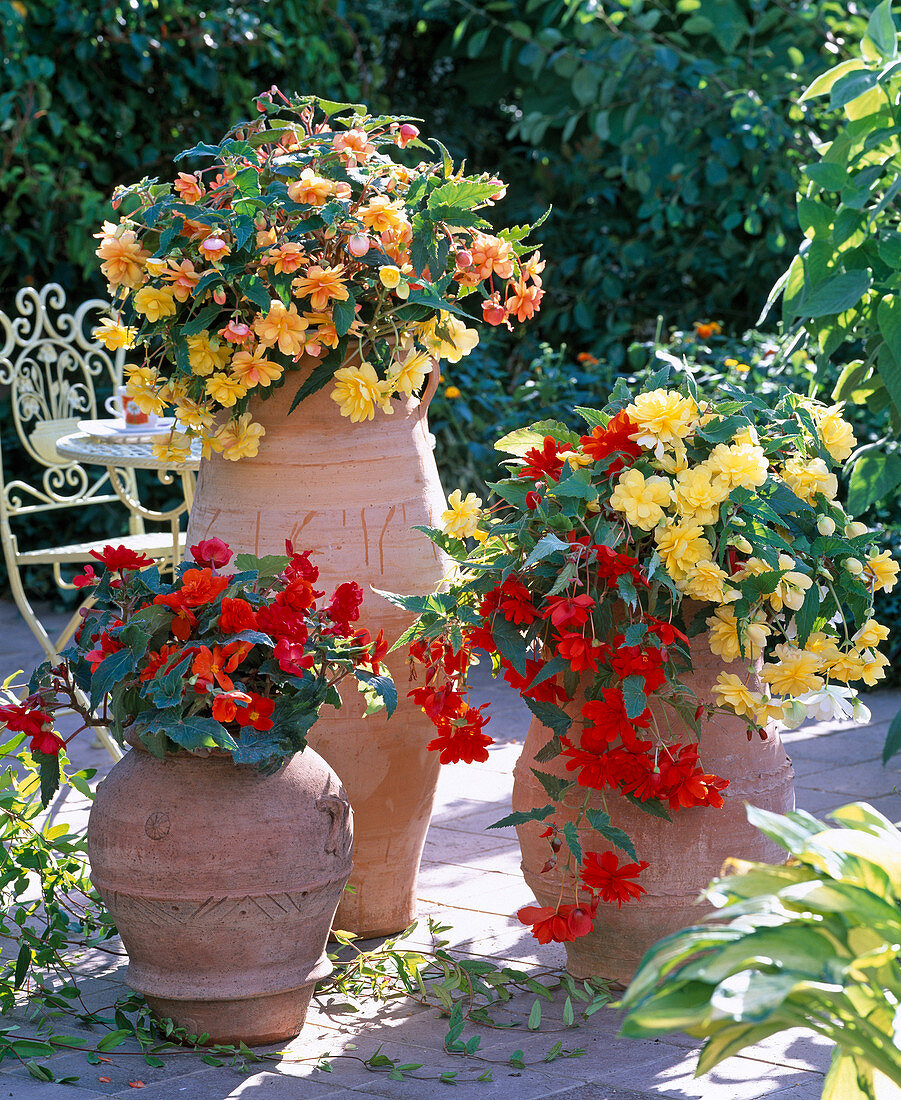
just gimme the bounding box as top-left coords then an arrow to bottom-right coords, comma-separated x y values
152,594 -> 198,641
94,222 -> 149,289
359,195 -> 409,235
173,172 -> 204,203
694,321 -> 722,339
291,264 -> 350,310
505,279 -> 544,323
470,233 -> 514,281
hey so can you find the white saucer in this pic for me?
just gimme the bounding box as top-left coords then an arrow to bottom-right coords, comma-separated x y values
78,417 -> 175,440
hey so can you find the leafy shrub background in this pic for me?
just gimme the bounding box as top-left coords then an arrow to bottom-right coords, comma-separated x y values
3,0 -> 899,683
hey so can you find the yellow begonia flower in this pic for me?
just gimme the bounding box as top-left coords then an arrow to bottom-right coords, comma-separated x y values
804,631 -> 844,668
187,331 -> 230,376
706,442 -> 768,491
93,317 -> 137,350
205,373 -> 248,408
810,402 -> 856,463
705,606 -> 770,662
389,343 -> 432,397
441,489 -> 483,539
330,362 -> 394,422
781,457 -> 838,504
559,449 -> 594,470
731,424 -> 760,448
625,389 -> 697,451
761,644 -> 824,696
712,672 -> 758,718
609,468 -> 672,531
173,398 -> 215,433
654,519 -> 712,582
852,619 -> 890,649
133,285 -> 178,322
420,313 -> 479,363
653,443 -> 689,477
152,431 -> 193,464
770,553 -> 814,613
865,550 -> 899,593
672,466 -> 730,526
125,376 -> 167,417
854,648 -> 889,687
159,377 -> 188,405
678,559 -> 738,605
216,413 -> 266,461
378,265 -> 402,289
750,693 -> 788,728
253,300 -> 308,358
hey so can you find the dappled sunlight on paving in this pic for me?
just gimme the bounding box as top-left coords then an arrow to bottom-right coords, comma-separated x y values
0,599 -> 897,1097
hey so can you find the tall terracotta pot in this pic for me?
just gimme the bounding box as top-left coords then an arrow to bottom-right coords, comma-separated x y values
184,363 -> 447,936
87,742 -> 352,1045
512,627 -> 795,985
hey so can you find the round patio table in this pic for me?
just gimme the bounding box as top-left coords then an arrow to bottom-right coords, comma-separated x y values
55,429 -> 202,555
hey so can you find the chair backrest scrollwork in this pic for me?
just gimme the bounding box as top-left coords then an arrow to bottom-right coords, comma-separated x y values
0,283 -> 128,519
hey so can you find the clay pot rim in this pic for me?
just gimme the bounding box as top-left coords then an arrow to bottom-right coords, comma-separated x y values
123,727 -> 300,771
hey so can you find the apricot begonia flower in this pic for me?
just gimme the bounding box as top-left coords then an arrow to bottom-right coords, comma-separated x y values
230,348 -> 283,388
292,264 -> 350,311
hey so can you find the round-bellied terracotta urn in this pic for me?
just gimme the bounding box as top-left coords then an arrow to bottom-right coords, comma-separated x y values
512,629 -> 795,985
88,741 -> 352,1046
184,362 -> 447,937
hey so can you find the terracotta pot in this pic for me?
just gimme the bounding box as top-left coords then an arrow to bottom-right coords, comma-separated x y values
87,742 -> 352,1045
184,362 -> 447,936
512,620 -> 795,985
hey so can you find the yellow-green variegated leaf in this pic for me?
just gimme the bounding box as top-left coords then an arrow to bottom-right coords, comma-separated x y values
829,803 -> 901,837
696,1020 -> 799,1075
822,1048 -> 876,1100
800,59 -> 866,102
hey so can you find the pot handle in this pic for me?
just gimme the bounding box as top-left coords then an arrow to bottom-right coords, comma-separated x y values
417,357 -> 441,419
316,793 -> 351,856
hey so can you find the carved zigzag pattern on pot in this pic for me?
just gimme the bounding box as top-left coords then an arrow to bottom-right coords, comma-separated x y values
103,888 -> 320,927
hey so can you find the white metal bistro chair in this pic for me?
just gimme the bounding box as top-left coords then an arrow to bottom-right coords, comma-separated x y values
0,284 -> 184,759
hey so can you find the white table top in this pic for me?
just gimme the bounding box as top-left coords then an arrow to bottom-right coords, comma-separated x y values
55,431 -> 202,472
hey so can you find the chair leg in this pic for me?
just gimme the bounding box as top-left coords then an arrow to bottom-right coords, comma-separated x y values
5,547 -> 60,664
4,549 -> 122,762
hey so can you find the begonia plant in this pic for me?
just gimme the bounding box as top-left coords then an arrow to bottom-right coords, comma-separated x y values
388,367 -> 896,944
3,538 -> 395,805
92,89 -> 546,461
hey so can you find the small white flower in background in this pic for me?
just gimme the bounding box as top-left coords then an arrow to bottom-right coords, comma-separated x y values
795,685 -> 865,724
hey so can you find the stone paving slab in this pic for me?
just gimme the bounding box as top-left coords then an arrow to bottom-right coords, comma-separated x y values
1,599 -> 899,1098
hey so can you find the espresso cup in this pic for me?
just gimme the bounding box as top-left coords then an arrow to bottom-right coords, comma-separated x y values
105,386 -> 156,428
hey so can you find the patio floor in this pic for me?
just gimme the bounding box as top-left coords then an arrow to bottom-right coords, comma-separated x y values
2,598 -> 899,1100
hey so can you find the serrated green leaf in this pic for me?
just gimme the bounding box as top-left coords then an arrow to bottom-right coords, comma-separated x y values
563,820 -> 582,867
487,804 -> 555,830
585,808 -> 639,862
